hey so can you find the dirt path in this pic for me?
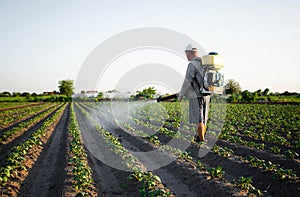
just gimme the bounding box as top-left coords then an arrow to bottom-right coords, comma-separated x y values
18,104 -> 70,197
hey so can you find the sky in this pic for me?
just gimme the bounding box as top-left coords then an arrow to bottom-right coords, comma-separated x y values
0,0 -> 299,94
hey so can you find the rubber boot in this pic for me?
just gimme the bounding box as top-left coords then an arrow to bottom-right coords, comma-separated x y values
197,122 -> 205,141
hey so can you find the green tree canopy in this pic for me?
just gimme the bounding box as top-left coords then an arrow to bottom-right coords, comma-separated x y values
131,87 -> 157,100
225,79 -> 242,95
13,92 -> 21,97
21,92 -> 30,97
58,79 -> 74,97
263,88 -> 270,96
0,92 -> 11,97
97,92 -> 103,98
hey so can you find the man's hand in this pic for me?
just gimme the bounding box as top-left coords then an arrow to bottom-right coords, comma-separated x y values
178,96 -> 183,102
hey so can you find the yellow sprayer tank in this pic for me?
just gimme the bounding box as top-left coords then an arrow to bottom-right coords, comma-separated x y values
202,52 -> 224,71
201,52 -> 225,94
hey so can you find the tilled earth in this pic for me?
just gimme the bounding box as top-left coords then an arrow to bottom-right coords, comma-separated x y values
0,103 -> 299,196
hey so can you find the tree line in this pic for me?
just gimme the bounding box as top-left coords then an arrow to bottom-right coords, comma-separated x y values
225,79 -> 300,103
0,80 -> 74,102
1,79 -> 299,103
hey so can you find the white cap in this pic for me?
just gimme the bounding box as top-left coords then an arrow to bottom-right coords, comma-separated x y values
185,44 -> 197,52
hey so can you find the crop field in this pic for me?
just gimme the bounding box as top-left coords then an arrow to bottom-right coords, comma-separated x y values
0,101 -> 299,196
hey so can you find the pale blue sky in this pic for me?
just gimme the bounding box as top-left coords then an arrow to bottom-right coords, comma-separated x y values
0,0 -> 299,93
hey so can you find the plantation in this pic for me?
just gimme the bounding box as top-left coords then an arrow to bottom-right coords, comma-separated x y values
0,101 -> 299,196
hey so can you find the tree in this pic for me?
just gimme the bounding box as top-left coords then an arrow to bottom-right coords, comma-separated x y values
241,90 -> 253,102
263,88 -> 269,96
225,79 -> 241,95
0,92 -> 11,97
21,92 -> 30,97
255,89 -> 262,96
58,80 -> 74,97
97,92 -> 103,98
131,87 -> 157,100
12,92 -> 21,97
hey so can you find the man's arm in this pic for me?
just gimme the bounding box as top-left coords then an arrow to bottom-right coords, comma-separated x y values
179,62 -> 196,100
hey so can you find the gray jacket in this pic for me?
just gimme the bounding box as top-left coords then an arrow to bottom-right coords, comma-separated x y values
179,57 -> 204,98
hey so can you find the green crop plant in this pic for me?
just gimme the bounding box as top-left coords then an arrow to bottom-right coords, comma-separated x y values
246,156 -> 298,181
147,135 -> 160,145
232,176 -> 263,196
208,166 -> 225,179
130,171 -> 173,197
284,150 -> 299,159
76,103 -> 173,196
196,161 -> 207,171
0,104 -> 60,142
269,146 -> 281,154
0,104 -> 66,185
212,145 -> 234,158
0,103 -> 55,130
68,104 -> 94,193
233,176 -> 254,190
179,151 -> 192,162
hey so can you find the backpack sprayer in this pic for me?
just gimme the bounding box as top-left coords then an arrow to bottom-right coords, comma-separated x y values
157,52 -> 224,102
201,52 -> 224,94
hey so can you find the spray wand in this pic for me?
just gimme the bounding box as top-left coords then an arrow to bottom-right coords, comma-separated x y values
156,93 -> 179,102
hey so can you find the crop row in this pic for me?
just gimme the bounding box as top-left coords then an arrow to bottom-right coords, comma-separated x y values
122,117 -> 260,196
75,103 -> 174,196
225,104 -> 300,148
212,145 -> 299,182
126,102 -> 300,160
67,103 -> 96,196
127,103 -> 300,181
0,102 -> 37,111
0,103 -> 62,143
219,125 -> 299,159
0,103 -> 55,130
87,101 -> 299,161
220,125 -> 299,160
82,102 -> 193,142
80,103 -> 255,196
84,101 -> 300,195
0,103 -> 67,195
126,112 -> 290,195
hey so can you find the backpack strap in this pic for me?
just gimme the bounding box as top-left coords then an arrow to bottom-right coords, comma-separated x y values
190,58 -> 210,96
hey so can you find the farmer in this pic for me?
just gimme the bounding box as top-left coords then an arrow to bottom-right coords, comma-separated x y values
178,44 -> 210,142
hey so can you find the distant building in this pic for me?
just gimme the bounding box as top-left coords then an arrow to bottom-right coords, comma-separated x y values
72,93 -> 83,98
43,91 -> 59,95
85,90 -> 98,97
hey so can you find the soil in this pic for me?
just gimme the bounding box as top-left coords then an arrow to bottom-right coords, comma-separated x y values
236,131 -> 300,159
18,104 -> 70,197
216,140 -> 300,177
0,105 -> 61,162
0,104 -> 67,196
0,102 -> 44,112
0,102 -> 299,197
122,112 -> 300,196
75,104 -> 246,197
74,105 -> 141,197
0,103 -> 55,132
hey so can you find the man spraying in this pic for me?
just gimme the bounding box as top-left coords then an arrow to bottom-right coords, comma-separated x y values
178,44 -> 210,142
